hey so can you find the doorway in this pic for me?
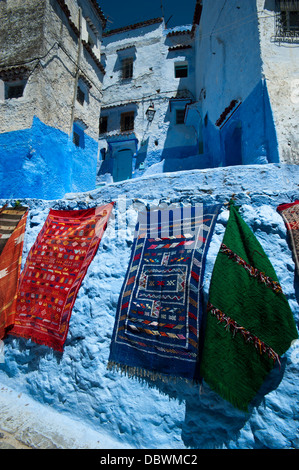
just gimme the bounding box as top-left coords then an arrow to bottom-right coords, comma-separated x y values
113,148 -> 133,182
224,122 -> 243,167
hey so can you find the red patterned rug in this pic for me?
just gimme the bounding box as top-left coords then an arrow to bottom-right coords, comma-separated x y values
277,200 -> 299,276
0,207 -> 28,339
9,204 -> 114,351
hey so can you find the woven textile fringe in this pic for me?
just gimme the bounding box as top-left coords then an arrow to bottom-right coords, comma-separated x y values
107,361 -> 197,385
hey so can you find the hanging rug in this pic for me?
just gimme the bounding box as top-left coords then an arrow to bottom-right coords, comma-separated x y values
9,204 -> 114,351
200,201 -> 298,411
0,206 -> 28,339
277,200 -> 299,276
108,204 -> 221,383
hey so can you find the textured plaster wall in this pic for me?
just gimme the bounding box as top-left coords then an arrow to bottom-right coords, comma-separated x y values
0,0 -> 46,66
0,164 -> 298,449
43,0 -> 103,140
0,0 -> 46,133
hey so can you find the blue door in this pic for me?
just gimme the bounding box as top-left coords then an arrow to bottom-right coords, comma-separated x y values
113,148 -> 133,182
224,123 -> 243,167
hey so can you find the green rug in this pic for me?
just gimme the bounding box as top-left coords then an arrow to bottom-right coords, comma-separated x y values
200,201 -> 298,411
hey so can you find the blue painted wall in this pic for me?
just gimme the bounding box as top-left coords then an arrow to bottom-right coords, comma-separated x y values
201,80 -> 279,168
0,117 -> 98,200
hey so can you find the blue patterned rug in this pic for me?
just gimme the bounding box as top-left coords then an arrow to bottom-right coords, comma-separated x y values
108,204 -> 221,383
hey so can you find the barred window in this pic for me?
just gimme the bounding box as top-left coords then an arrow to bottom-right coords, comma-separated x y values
77,85 -> 85,105
175,63 -> 188,78
281,10 -> 299,31
5,81 -> 26,99
73,131 -> 80,147
276,0 -> 299,41
120,111 -> 134,131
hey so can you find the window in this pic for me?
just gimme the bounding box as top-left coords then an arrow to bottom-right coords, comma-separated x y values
73,131 -> 80,147
77,85 -> 85,105
175,63 -> 188,78
72,121 -> 86,148
281,10 -> 299,31
121,111 -> 134,132
176,109 -> 185,124
122,58 -> 133,79
99,116 -> 108,134
276,1 -> 299,41
76,78 -> 90,106
5,81 -> 26,99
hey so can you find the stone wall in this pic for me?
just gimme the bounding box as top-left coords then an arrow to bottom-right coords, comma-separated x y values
0,163 -> 298,449
0,0 -> 104,140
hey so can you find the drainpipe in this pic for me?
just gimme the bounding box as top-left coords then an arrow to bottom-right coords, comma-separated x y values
70,7 -> 82,136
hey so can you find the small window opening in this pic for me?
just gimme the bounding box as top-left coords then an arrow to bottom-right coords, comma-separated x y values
77,85 -> 85,105
72,122 -> 86,148
176,109 -> 185,124
175,63 -> 188,78
122,58 -> 133,80
5,81 -> 26,99
73,131 -> 80,147
121,111 -> 134,131
281,10 -> 299,31
99,116 -> 108,134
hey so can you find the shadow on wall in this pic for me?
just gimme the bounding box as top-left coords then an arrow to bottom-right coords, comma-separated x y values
203,79 -> 279,168
182,358 -> 286,448
144,80 -> 279,176
130,356 -> 286,449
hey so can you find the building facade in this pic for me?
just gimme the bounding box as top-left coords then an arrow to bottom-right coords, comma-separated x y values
191,0 -> 299,168
97,18 -> 200,183
0,0 -> 106,198
98,0 -> 299,184
0,0 -> 298,195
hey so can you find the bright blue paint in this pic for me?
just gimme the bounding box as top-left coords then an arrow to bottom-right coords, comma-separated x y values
0,117 -> 98,199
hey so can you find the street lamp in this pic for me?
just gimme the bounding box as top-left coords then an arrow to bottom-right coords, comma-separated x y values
146,101 -> 156,122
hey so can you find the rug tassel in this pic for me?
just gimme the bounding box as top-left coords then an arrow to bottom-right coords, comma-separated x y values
107,361 -> 196,385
